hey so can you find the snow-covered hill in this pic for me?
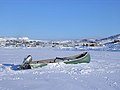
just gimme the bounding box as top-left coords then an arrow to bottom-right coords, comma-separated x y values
99,34 -> 120,41
97,34 -> 120,45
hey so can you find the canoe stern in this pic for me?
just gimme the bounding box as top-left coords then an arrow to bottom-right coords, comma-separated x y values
64,53 -> 90,64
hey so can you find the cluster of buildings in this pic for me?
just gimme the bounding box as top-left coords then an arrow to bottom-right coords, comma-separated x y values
0,37 -> 39,48
0,34 -> 120,48
0,37 -> 102,48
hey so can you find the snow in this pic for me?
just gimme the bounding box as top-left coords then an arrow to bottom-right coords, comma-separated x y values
0,48 -> 120,90
60,42 -> 120,52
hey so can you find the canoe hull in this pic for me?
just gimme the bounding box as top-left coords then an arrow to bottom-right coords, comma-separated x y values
30,63 -> 47,68
30,52 -> 91,68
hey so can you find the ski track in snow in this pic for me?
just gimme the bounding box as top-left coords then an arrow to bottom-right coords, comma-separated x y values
0,48 -> 120,90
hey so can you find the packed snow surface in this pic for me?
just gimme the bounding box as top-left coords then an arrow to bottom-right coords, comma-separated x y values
0,48 -> 120,90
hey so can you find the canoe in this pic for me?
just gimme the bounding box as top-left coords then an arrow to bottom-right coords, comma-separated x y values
1,52 -> 90,70
30,52 -> 91,68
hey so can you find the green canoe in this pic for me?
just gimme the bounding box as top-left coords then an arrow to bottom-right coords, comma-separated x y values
30,52 -> 91,68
